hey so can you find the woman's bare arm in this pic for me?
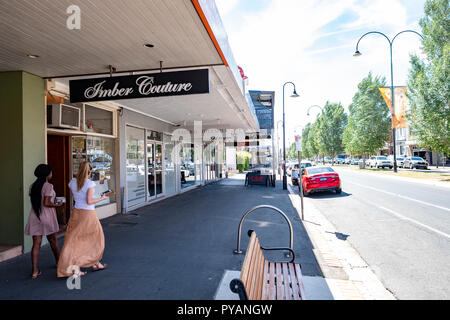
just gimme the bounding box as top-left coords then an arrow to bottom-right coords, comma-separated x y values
86,187 -> 108,205
43,196 -> 62,207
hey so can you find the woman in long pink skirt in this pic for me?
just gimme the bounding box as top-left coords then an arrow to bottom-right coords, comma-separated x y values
57,161 -> 109,278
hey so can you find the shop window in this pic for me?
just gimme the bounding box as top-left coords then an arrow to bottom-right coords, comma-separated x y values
85,104 -> 113,135
180,144 -> 198,188
163,134 -> 176,196
126,126 -> 146,208
72,136 -> 116,207
147,130 -> 162,141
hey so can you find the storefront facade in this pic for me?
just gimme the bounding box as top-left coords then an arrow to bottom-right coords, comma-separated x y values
0,0 -> 259,257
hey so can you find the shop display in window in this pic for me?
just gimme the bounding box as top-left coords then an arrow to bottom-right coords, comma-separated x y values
71,136 -> 116,207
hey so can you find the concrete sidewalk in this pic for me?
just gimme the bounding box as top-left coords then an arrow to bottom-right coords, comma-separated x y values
0,176 -> 325,300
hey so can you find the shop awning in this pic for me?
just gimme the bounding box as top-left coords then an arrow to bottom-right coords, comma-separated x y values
0,0 -> 258,130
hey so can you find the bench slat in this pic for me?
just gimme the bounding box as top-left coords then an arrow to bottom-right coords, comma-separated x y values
247,235 -> 264,300
253,246 -> 264,300
289,263 -> 301,300
294,263 -> 306,299
246,241 -> 259,299
269,262 -> 276,300
257,246 -> 266,300
262,260 -> 269,300
241,232 -> 257,288
276,263 -> 283,300
282,262 -> 291,300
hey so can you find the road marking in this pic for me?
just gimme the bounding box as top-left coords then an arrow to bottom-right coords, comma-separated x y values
378,206 -> 450,240
347,181 -> 450,212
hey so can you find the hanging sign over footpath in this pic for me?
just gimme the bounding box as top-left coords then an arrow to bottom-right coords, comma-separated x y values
69,69 -> 209,103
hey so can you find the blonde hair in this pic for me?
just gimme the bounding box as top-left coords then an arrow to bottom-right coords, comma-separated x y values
76,161 -> 93,191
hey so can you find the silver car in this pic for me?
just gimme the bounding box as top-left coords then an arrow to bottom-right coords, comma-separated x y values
396,157 -> 405,168
369,156 -> 393,169
403,157 -> 428,170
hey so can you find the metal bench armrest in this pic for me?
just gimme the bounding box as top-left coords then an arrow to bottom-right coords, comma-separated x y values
230,278 -> 249,300
260,246 -> 296,263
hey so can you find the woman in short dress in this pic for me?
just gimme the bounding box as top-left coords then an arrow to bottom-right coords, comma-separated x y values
25,164 -> 63,279
57,161 -> 109,278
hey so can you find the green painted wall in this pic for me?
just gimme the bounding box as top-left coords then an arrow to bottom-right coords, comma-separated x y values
0,71 -> 45,253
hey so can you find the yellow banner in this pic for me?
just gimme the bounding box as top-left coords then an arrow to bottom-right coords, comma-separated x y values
378,87 -> 408,129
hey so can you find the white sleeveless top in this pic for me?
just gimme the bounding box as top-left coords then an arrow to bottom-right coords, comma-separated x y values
68,178 -> 96,210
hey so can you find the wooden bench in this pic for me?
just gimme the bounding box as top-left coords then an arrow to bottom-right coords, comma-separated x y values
230,230 -> 306,300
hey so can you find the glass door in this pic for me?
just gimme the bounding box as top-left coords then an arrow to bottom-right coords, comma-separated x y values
155,143 -> 163,196
163,134 -> 176,196
147,141 -> 155,199
146,130 -> 164,200
126,126 -> 146,208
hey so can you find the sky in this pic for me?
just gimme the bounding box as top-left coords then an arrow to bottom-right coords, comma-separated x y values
215,0 -> 427,145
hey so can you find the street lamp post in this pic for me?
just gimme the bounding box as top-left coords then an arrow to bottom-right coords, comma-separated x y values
353,30 -> 423,173
277,120 -> 283,175
282,82 -> 299,190
307,105 -> 323,117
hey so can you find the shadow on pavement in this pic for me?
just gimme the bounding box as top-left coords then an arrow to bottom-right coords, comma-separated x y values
0,178 -> 323,300
305,191 -> 352,199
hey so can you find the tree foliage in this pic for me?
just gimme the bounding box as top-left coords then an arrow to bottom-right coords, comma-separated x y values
343,73 -> 391,156
300,102 -> 347,160
301,123 -> 312,158
407,0 -> 450,156
287,141 -> 298,159
315,102 -> 348,159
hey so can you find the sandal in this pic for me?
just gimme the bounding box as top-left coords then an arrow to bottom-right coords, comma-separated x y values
72,270 -> 87,279
31,270 -> 42,279
92,262 -> 107,272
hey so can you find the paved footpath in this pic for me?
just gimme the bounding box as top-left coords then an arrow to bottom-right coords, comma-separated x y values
287,182 -> 395,300
0,177 -> 323,300
1,174 -> 398,300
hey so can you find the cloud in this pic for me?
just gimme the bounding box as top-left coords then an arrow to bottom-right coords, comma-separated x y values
216,0 -> 425,144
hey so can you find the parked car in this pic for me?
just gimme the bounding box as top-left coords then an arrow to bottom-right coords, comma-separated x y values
368,156 -> 393,169
396,157 -> 405,168
180,166 -> 190,177
286,163 -> 295,176
336,154 -> 349,164
301,166 -> 341,196
291,161 -> 313,185
351,158 -> 360,165
403,157 -> 428,169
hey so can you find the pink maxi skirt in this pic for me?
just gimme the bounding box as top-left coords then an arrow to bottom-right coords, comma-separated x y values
57,209 -> 105,278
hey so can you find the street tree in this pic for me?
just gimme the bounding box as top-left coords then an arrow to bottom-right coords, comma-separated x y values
308,121 -> 320,160
343,73 -> 391,157
301,123 -> 312,159
407,0 -> 450,165
287,141 -> 297,160
315,102 -> 348,163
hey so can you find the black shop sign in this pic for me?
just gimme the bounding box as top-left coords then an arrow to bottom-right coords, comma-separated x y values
69,69 -> 209,103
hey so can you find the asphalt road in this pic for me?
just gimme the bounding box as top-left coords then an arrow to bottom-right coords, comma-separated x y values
294,167 -> 450,300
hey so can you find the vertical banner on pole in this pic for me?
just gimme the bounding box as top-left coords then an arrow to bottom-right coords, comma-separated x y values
379,86 -> 409,129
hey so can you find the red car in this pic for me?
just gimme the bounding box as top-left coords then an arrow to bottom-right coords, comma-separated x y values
301,166 -> 341,196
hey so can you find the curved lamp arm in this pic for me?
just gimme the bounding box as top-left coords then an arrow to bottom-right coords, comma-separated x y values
392,29 -> 424,44
354,31 -> 391,55
307,105 -> 323,116
283,81 -> 299,97
354,30 -> 423,55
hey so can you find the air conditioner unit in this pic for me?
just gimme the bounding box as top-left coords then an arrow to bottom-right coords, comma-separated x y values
47,104 -> 81,130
